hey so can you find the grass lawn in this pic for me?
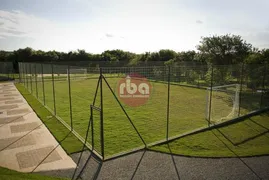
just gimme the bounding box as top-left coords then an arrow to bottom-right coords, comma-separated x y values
0,166 -> 68,180
150,111 -> 269,157
21,77 -> 212,156
16,73 -> 263,158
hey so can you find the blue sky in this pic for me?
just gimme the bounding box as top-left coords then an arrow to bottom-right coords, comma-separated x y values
0,0 -> 269,53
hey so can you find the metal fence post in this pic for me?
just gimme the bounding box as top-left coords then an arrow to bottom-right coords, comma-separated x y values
91,106 -> 94,149
51,64 -> 56,115
12,67 -> 15,80
238,63 -> 244,116
22,63 -> 25,86
260,63 -> 267,109
20,63 -> 23,84
67,65 -> 73,130
100,68 -> 104,159
6,63 -> 10,80
18,63 -> 21,83
24,64 -> 26,87
26,63 -> 29,90
166,66 -> 171,141
30,64 -> 33,94
207,65 -> 214,124
41,64 -> 46,106
24,63 -> 26,87
35,63 -> 38,98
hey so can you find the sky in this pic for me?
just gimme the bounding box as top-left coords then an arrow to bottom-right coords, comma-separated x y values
0,0 -> 269,53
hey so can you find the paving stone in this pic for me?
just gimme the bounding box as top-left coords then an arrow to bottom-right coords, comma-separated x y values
7,108 -> 30,115
0,116 -> 25,124
0,97 -> 14,101
0,83 -> 75,172
16,146 -> 62,169
4,94 -> 20,97
10,122 -> 40,133
3,89 -> 17,92
0,134 -> 36,150
0,104 -> 18,110
5,99 -> 24,104
1,91 -> 12,94
1,87 -> 13,90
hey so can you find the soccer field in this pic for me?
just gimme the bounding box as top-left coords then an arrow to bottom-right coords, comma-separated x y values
24,75 -> 242,157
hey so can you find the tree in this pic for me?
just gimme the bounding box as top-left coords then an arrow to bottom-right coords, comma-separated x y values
158,49 -> 177,61
197,34 -> 252,65
101,49 -> 132,62
261,49 -> 269,64
244,49 -> 268,89
197,34 -> 253,84
148,52 -> 160,61
0,51 -> 9,62
139,52 -> 151,62
16,47 -> 34,62
31,50 -> 45,62
76,49 -> 91,61
45,51 -> 59,62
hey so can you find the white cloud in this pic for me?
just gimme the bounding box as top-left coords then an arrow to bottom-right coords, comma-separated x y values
105,33 -> 114,38
0,10 -> 55,38
0,10 -> 104,52
196,20 -> 203,24
0,0 -> 269,52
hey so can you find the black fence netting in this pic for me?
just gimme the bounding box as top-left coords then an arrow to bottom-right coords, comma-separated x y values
17,62 -> 269,161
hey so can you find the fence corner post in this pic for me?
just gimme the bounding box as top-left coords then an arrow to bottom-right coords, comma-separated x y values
67,65 -> 73,130
260,63 -> 267,109
166,66 -> 171,141
100,67 -> 105,159
207,64 -> 214,125
51,63 -> 56,115
238,63 -> 245,117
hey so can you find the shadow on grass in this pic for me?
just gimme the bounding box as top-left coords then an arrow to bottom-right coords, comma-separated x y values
249,118 -> 269,131
217,117 -> 269,146
218,128 -> 269,146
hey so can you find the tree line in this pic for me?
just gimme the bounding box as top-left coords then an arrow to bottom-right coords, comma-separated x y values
0,34 -> 269,71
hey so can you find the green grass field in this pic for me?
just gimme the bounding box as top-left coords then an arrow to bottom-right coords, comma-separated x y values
18,74 -> 265,157
0,166 -> 68,180
151,111 -> 269,157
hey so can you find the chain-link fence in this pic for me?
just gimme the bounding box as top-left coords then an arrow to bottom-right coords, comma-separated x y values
0,61 -> 16,81
18,62 -> 269,161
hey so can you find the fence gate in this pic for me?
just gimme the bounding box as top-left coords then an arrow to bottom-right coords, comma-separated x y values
90,105 -> 103,158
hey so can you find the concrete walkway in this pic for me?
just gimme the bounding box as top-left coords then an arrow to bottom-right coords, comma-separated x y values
0,82 -> 76,173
